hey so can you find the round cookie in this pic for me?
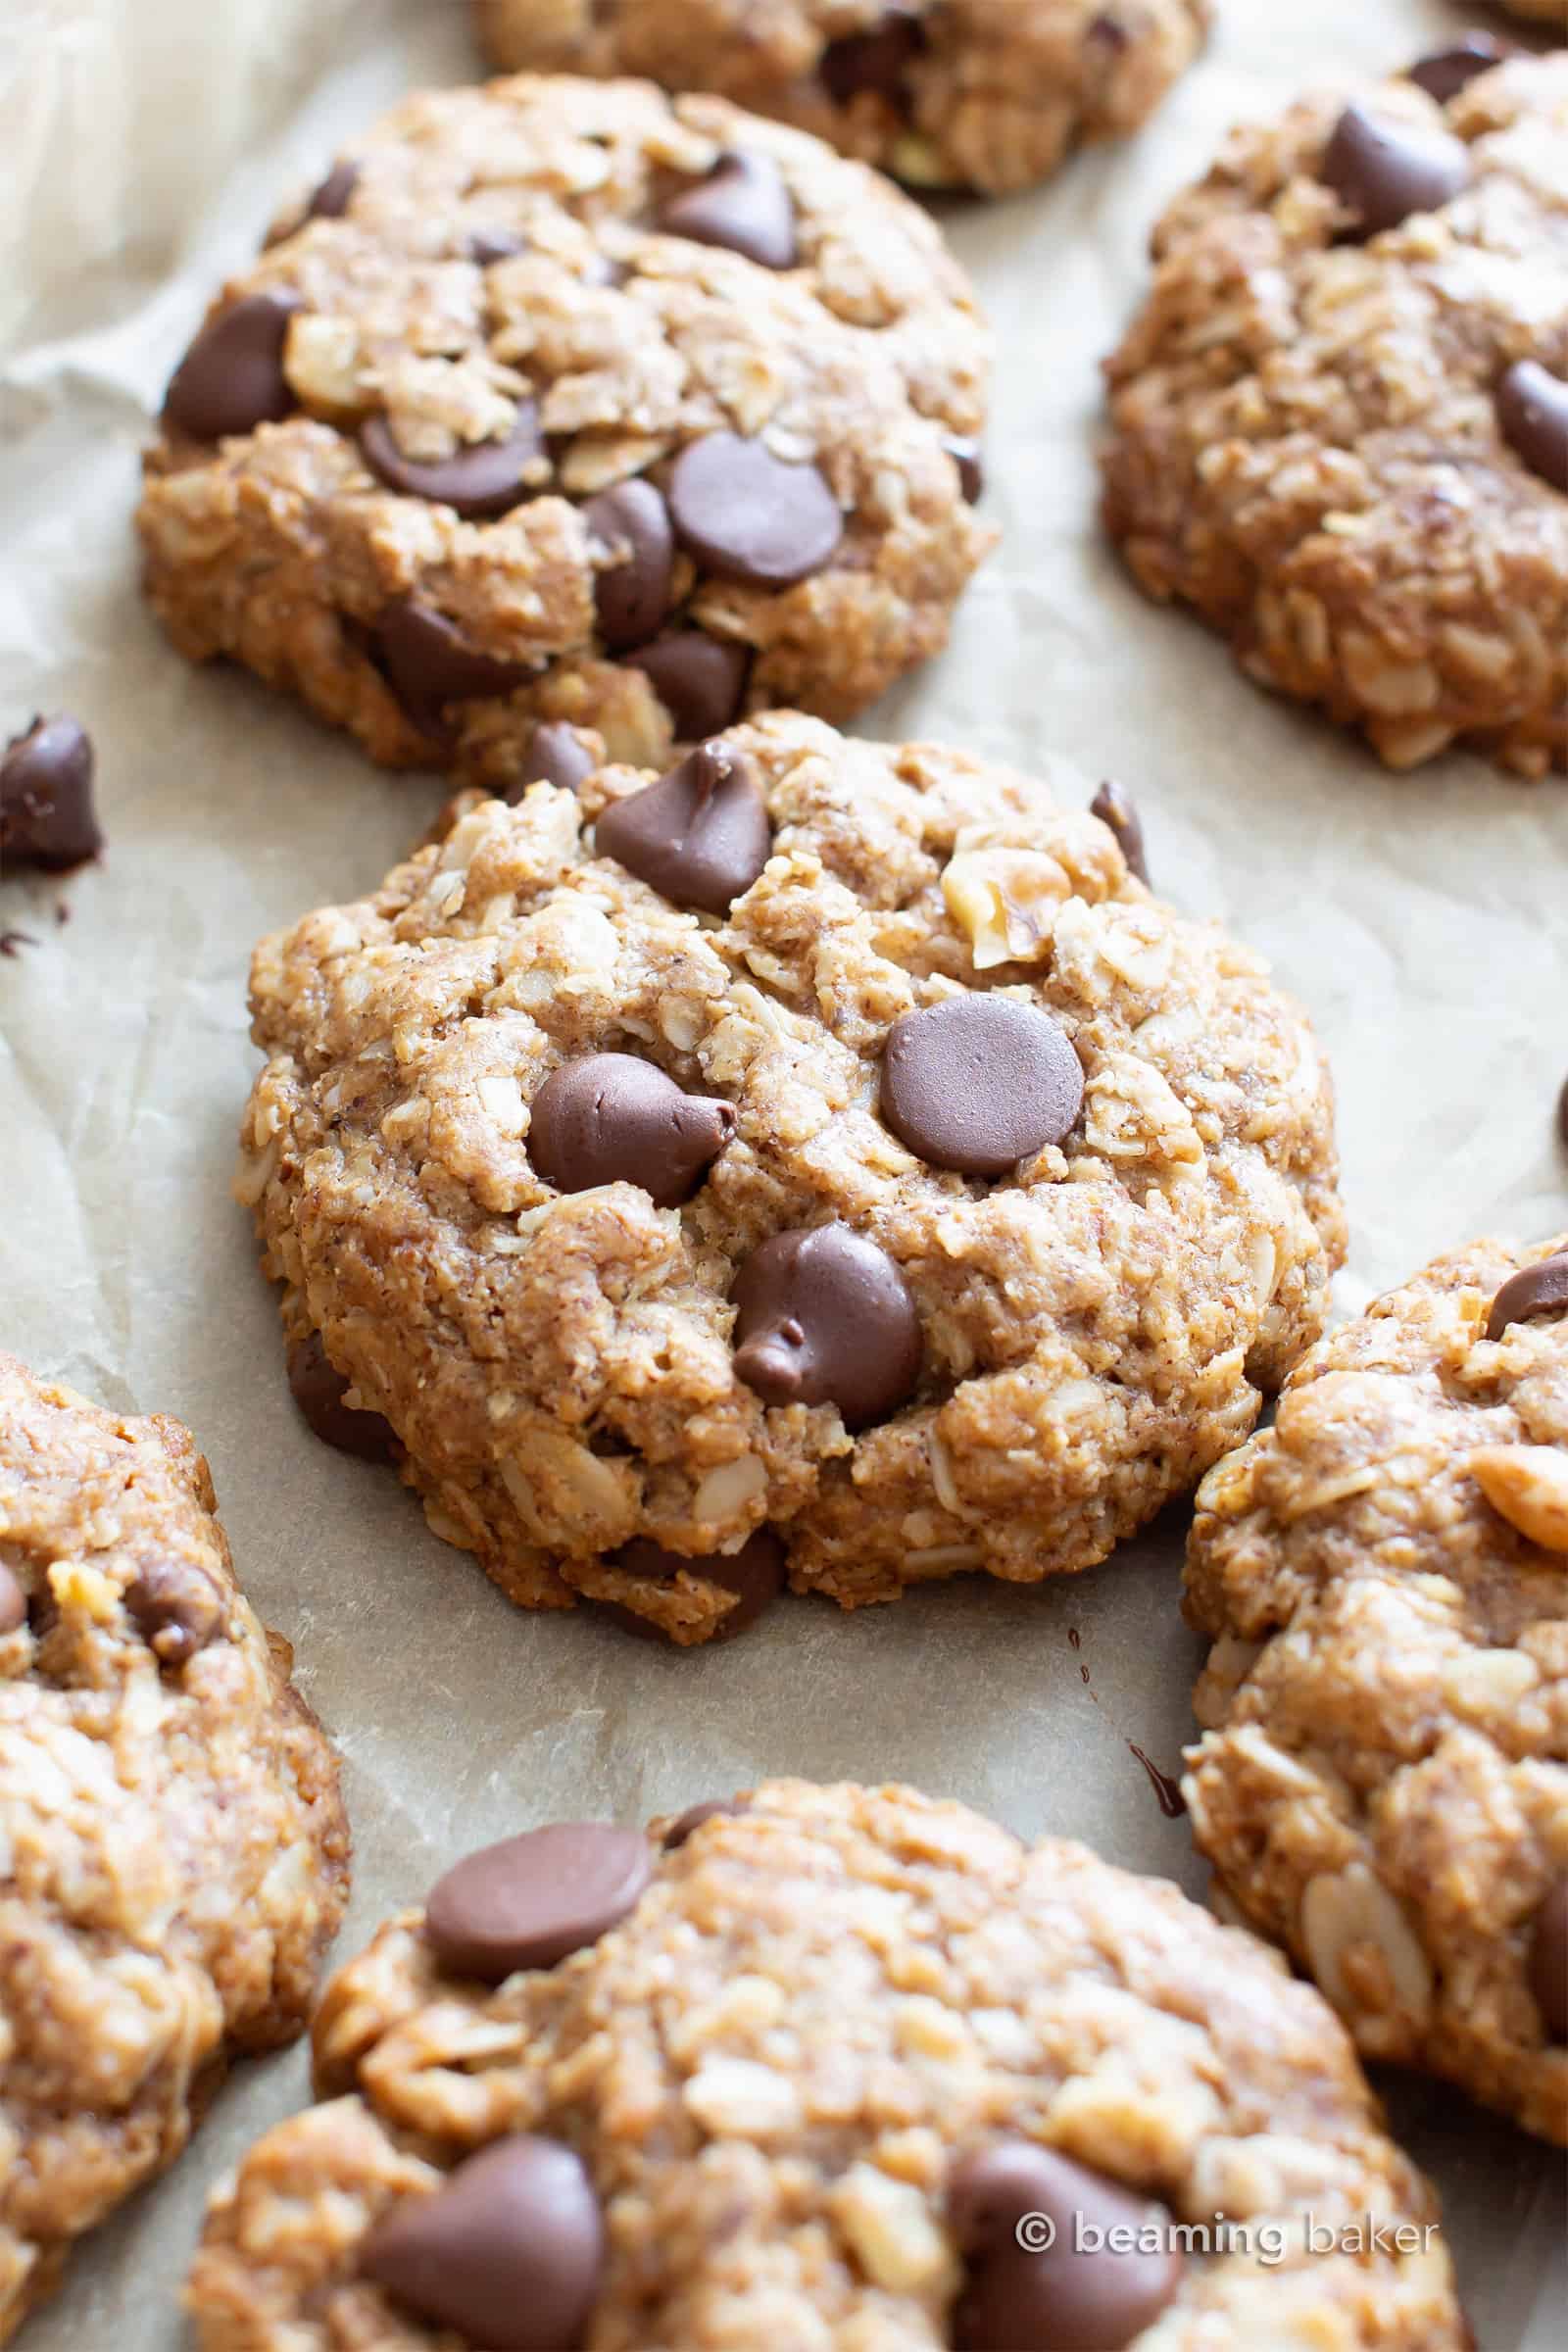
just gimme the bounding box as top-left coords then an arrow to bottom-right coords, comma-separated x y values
1102,49 -> 1568,776
237,711 -> 1345,1645
472,1 -> 1213,198
1183,1238 -> 1568,2146
0,1352 -> 350,2337
185,1779 -> 1464,2350
136,74 -> 994,793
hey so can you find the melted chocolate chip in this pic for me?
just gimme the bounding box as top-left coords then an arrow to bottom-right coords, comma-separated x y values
125,1559 -> 225,1667
1406,34 -> 1513,106
1531,1880 -> 1568,2042
629,632 -> 752,739
880,997 -> 1085,1176
1486,1252 -> 1568,1343
1089,780 -> 1150,886
307,160 -> 359,220
950,2141 -> 1184,2352
0,716 -> 101,872
163,289 -> 303,441
0,1562 -> 27,1635
595,739 -> 771,915
667,431 -> 843,589
731,1223 -> 921,1430
529,1054 -> 735,1206
360,2135 -> 605,2352
819,7 -> 925,111
373,600 -> 529,737
1496,361 -> 1568,495
1320,103 -> 1469,241
468,225 -> 530,265
606,1533 -> 786,1643
659,151 -> 798,270
946,435 -> 985,505
287,1332 -> 399,1463
584,478 -> 676,651
424,1823 -> 653,1983
1558,1075 -> 1568,1152
662,1795 -> 752,1849
360,404 -> 545,518
517,721 -> 597,797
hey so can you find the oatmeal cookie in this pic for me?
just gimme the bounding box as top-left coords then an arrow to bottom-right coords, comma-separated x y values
472,2 -> 1212,198
1102,47 -> 1568,776
1184,1237 -> 1568,2145
237,711 -> 1344,1646
185,1778 -> 1463,2351
135,74 -> 993,792
0,1354 -> 350,2340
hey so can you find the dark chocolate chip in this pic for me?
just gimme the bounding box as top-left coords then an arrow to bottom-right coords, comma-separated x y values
607,1532 -> 786,1643
629,632 -> 752,740
1087,11 -> 1132,52
125,1559 -> 224,1668
666,431 -> 843,589
1558,1075 -> 1568,1153
0,716 -> 101,873
731,1223 -> 921,1429
1496,361 -> 1568,495
819,6 -> 925,110
584,478 -> 676,652
307,160 -> 360,220
517,721 -> 597,797
0,1563 -> 27,1635
1530,1879 -> 1568,2042
1486,1252 -> 1568,1343
528,1053 -> 736,1205
360,404 -> 546,518
425,1823 -> 653,1983
360,2135 -> 604,2352
950,2141 -> 1184,2352
287,1332 -> 399,1464
1406,35 -> 1512,106
373,600 -> 529,737
946,435 -> 985,505
595,738 -> 771,916
659,151 -> 798,270
1089,780 -> 1150,887
468,225 -> 530,265
663,1795 -> 751,1849
880,997 -> 1085,1176
163,290 -> 303,441
1320,103 -> 1469,241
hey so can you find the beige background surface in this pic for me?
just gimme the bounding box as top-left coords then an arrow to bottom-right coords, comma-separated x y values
0,0 -> 1564,2341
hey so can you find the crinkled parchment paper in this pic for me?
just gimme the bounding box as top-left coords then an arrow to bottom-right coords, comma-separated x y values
1,0 -> 1564,2341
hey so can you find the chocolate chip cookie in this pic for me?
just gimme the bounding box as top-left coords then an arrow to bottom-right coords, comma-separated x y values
135,74 -> 993,791
473,2 -> 1212,198
185,1778 -> 1463,2350
1184,1238 -> 1568,2146
0,1353 -> 350,2340
1102,48 -> 1568,775
238,711 -> 1345,1645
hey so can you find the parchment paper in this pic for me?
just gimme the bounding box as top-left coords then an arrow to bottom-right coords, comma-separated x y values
1,0 -> 1564,2341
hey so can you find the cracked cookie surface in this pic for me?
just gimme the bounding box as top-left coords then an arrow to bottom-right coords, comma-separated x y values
136,74 -> 993,791
186,1778 -> 1463,2351
473,1 -> 1211,198
1102,49 -> 1568,775
0,1354 -> 350,2341
1184,1237 -> 1568,2145
239,710 -> 1344,1645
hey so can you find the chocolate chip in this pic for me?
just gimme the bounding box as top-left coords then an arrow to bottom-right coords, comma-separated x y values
529,1054 -> 735,1206
0,1563 -> 27,1635
425,1823 -> 653,1982
731,1223 -> 921,1429
946,435 -> 985,505
517,721 -> 596,798
287,1332 -> 399,1463
125,1559 -> 225,1668
663,1795 -> 751,1849
307,160 -> 359,220
606,1532 -> 786,1643
881,997 -> 1085,1176
584,478 -> 676,651
360,404 -> 546,518
1531,1880 -> 1568,2042
1558,1075 -> 1568,1152
629,632 -> 752,740
163,289 -> 303,441
819,7 -> 925,110
1319,103 -> 1469,241
468,225 -> 530,265
950,2141 -> 1184,2352
1087,11 -> 1132,51
1496,361 -> 1568,495
666,431 -> 843,589
360,2135 -> 604,2352
659,151 -> 798,270
0,716 -> 101,873
1089,780 -> 1150,886
1407,35 -> 1512,106
1486,1252 -> 1568,1343
373,600 -> 529,737
596,739 -> 771,916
